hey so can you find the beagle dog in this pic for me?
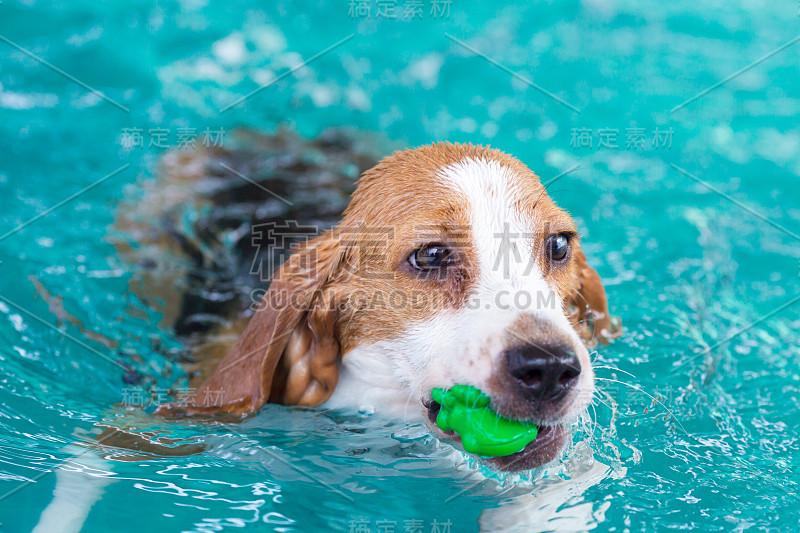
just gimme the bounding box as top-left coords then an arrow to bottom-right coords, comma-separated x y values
155,142 -> 616,471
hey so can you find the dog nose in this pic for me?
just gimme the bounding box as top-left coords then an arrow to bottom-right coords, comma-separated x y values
505,343 -> 581,401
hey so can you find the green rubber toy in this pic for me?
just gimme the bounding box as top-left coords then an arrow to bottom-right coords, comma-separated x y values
431,385 -> 538,457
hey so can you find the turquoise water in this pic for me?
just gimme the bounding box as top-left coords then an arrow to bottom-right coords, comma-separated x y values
2,0 -> 800,531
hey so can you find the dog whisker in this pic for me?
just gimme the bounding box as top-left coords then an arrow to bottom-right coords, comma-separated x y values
592,365 -> 637,380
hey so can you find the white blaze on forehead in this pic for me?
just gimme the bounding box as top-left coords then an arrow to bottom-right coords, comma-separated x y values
438,157 -> 547,295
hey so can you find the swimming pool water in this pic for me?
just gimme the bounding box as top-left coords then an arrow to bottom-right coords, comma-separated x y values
1,0 -> 799,531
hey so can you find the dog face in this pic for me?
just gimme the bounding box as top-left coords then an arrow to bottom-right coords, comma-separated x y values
158,143 -> 614,471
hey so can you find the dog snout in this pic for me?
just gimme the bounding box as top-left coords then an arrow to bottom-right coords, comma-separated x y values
505,343 -> 581,401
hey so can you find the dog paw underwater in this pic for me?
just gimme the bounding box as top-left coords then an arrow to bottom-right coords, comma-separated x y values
111,127 -> 623,498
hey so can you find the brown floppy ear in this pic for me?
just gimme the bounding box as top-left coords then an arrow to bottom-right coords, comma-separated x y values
566,244 -> 621,344
156,232 -> 345,417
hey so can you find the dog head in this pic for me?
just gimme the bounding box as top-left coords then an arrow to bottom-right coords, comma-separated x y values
159,143 -> 615,470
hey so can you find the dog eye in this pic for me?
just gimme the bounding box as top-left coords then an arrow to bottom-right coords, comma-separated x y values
546,233 -> 571,263
409,244 -> 452,270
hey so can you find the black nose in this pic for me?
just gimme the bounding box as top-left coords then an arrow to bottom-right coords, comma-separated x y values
505,343 -> 581,401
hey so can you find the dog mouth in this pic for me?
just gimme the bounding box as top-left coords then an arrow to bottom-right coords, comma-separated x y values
483,424 -> 568,471
423,397 -> 442,425
422,398 -> 569,471
423,398 -> 455,436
